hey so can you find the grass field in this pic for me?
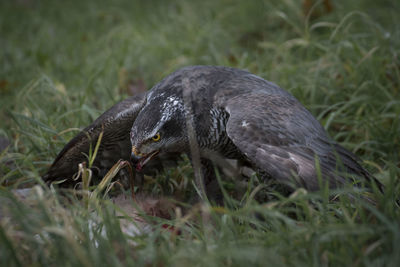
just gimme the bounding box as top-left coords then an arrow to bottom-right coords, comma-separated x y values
1,0 -> 400,266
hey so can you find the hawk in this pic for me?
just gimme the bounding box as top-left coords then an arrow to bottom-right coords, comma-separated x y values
44,66 -> 380,197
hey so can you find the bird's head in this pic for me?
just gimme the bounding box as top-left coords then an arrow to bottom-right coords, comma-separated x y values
130,93 -> 188,171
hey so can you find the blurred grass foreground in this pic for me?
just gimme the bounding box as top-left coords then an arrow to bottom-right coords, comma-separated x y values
1,0 -> 400,266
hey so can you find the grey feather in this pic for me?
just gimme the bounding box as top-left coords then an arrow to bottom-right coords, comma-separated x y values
44,65 -> 381,196
130,65 -> 382,192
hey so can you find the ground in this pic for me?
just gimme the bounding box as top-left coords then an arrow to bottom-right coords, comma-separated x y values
0,0 -> 400,266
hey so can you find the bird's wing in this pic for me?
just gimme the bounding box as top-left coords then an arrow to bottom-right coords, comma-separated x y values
223,92 -> 352,191
43,93 -> 147,186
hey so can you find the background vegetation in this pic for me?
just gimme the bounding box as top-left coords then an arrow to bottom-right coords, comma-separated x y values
1,0 -> 399,266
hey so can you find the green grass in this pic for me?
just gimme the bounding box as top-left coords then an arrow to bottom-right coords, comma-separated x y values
1,0 -> 400,266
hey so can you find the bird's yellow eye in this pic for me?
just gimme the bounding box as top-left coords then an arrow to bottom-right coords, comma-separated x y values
152,132 -> 161,142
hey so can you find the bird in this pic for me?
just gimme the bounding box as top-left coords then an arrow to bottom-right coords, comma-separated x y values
43,65 -> 380,200
129,65 -> 381,196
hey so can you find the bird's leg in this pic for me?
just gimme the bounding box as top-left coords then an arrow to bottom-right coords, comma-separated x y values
186,154 -> 220,204
200,158 -> 224,205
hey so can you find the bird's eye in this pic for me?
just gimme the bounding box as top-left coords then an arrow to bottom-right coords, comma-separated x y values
152,132 -> 161,142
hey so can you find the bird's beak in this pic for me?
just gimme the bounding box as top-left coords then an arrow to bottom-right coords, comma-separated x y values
131,146 -> 159,171
131,146 -> 143,161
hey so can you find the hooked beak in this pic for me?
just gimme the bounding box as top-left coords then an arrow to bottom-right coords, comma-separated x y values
131,146 -> 159,171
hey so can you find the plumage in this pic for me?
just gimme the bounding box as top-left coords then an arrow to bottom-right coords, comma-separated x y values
44,65 -> 380,198
129,65 -> 380,193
